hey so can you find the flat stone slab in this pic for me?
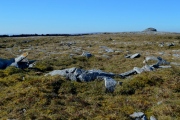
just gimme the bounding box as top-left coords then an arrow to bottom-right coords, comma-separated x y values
125,53 -> 141,58
130,53 -> 141,58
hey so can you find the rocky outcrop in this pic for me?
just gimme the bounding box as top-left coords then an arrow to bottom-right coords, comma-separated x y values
45,68 -> 117,92
45,56 -> 172,92
143,28 -> 157,32
45,68 -> 115,82
120,56 -> 171,78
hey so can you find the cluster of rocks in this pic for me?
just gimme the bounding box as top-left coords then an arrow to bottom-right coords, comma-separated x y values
158,42 -> 175,47
45,67 -> 117,92
59,41 -> 76,47
45,56 -> 173,92
120,56 -> 171,78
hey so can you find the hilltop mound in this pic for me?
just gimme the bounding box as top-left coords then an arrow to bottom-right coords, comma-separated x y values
143,27 -> 157,32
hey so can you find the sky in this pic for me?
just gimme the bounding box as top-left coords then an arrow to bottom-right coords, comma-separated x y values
0,0 -> 180,34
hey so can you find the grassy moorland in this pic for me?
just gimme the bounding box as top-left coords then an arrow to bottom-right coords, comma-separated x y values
0,33 -> 180,119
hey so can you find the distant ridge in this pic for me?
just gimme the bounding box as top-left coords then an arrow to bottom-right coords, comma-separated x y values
0,31 -> 180,37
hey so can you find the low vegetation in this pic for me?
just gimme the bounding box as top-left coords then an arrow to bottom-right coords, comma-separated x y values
0,33 -> 180,119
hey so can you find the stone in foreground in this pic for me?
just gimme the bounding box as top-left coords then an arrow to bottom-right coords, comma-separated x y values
130,112 -> 147,120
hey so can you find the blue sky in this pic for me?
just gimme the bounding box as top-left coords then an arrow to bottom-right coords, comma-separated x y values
0,0 -> 180,34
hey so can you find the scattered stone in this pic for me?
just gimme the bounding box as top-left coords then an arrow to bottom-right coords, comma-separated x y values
170,62 -> 180,66
158,66 -> 171,68
142,64 -> 154,71
21,40 -> 32,43
60,41 -> 76,47
173,54 -> 180,58
150,116 -> 157,120
115,50 -> 122,53
125,53 -> 141,58
133,64 -> 154,74
100,46 -> 114,53
125,54 -> 131,58
158,52 -> 164,55
143,56 -> 170,68
69,53 -> 75,58
102,54 -> 111,59
45,69 -> 68,76
130,53 -> 141,58
130,112 -> 147,120
157,101 -> 163,105
166,43 -> 175,47
158,43 -> 164,47
117,81 -> 123,86
119,70 -> 136,78
81,51 -> 92,58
